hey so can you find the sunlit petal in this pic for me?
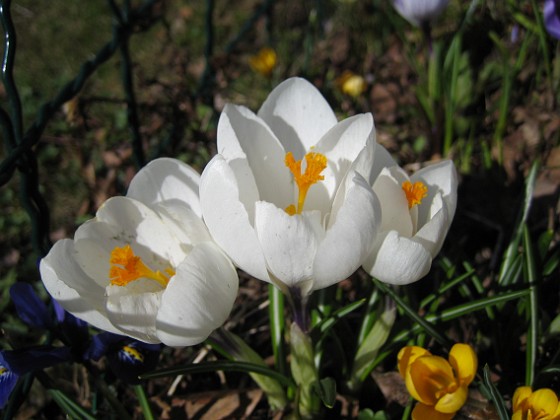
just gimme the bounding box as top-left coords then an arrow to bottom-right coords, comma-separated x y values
448,343 -> 478,385
408,355 -> 454,405
258,77 -> 337,153
434,384 -> 468,413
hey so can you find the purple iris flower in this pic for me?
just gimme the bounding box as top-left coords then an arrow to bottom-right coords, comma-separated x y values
393,0 -> 450,28
0,346 -> 73,408
544,0 -> 560,40
0,364 -> 18,409
85,333 -> 161,385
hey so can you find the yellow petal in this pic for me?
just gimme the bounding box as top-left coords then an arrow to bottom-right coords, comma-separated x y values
435,384 -> 468,414
412,402 -> 455,420
398,346 -> 431,378
528,388 -> 559,417
408,355 -> 455,405
448,343 -> 478,385
551,398 -> 560,420
511,411 -> 523,420
512,386 -> 533,412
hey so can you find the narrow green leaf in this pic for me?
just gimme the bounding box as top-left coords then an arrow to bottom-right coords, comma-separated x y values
312,299 -> 366,337
134,385 -> 154,420
419,267 -> 475,309
269,284 -> 287,376
312,377 -> 336,409
141,360 -> 294,387
390,289 -> 529,345
543,248 -> 560,277
523,225 -> 538,386
351,306 -> 396,385
499,161 -> 539,285
356,288 -> 382,347
373,279 -> 451,348
482,365 -> 509,420
48,389 -> 97,420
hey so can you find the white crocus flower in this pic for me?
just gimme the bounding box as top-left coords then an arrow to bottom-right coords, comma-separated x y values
200,78 -> 381,297
363,145 -> 458,285
40,158 -> 239,347
393,0 -> 450,28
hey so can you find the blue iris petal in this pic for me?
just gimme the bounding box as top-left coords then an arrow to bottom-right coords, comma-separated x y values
84,332 -> 129,361
10,283 -> 53,329
0,365 -> 18,409
0,347 -> 72,376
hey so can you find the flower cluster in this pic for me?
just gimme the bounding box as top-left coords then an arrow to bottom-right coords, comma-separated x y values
37,77 -> 457,346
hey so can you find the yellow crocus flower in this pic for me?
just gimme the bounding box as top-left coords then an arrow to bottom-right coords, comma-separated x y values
249,47 -> 277,77
512,386 -> 560,420
398,343 -> 478,419
336,70 -> 367,97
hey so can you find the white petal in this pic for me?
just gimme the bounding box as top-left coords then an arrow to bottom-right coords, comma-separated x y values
200,155 -> 270,281
153,201 -> 211,247
106,285 -> 162,343
413,193 -> 450,257
363,230 -> 432,285
393,0 -> 450,27
127,158 -> 202,217
74,197 -> 185,280
372,167 -> 413,236
257,78 -> 337,153
218,104 -> 292,208
313,171 -> 381,291
412,160 -> 458,226
306,114 -> 375,211
315,113 -> 375,178
156,242 -> 239,347
370,143 -> 397,185
39,240 -> 123,335
254,201 -> 323,292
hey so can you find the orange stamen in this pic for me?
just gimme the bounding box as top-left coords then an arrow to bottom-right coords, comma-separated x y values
285,151 -> 327,214
109,244 -> 174,288
402,180 -> 428,209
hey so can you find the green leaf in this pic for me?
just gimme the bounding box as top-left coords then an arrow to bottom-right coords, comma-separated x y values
312,299 -> 366,336
290,323 -> 320,417
207,329 -> 288,409
134,385 -> 154,420
499,161 -> 538,285
269,284 -> 287,375
389,289 -> 530,346
141,360 -> 293,387
481,365 -> 509,420
350,306 -> 396,386
546,313 -> 560,336
48,389 -> 97,420
523,225 -> 539,386
312,377 -> 336,409
357,408 -> 389,420
373,279 -> 451,348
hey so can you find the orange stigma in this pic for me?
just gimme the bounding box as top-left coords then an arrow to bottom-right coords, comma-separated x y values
402,180 -> 428,209
285,151 -> 327,214
109,244 -> 174,288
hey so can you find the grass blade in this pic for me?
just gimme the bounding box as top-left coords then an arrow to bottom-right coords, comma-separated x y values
269,284 -> 287,376
482,365 -> 509,420
523,224 -> 538,386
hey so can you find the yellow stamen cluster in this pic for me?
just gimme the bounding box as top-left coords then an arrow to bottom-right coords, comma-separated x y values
285,151 -> 327,215
109,244 -> 174,288
402,180 -> 428,209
